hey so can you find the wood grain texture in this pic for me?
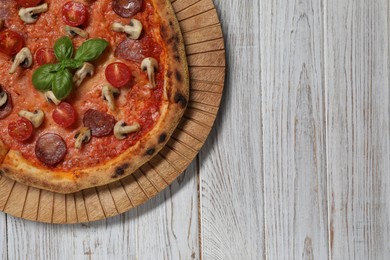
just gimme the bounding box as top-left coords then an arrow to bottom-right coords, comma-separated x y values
260,0 -> 328,259
136,162 -> 199,260
2,0 -> 223,259
0,0 -> 224,224
0,205 -> 6,260
2,0 -> 390,259
325,1 -> 390,259
6,163 -> 198,260
198,0 -> 264,259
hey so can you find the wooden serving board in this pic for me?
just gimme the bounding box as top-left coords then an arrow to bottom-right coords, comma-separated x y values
0,0 -> 225,224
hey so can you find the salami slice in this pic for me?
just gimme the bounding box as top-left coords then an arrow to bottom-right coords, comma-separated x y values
115,36 -> 161,63
114,38 -> 144,63
83,109 -> 116,137
112,0 -> 142,18
0,91 -> 13,119
35,133 -> 67,166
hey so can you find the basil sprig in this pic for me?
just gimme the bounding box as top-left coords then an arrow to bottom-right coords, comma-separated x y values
32,36 -> 108,100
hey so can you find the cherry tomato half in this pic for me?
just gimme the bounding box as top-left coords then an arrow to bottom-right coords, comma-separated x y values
0,30 -> 25,56
52,102 -> 77,128
15,0 -> 41,8
8,117 -> 33,142
62,2 -> 88,27
34,48 -> 56,65
105,62 -> 132,88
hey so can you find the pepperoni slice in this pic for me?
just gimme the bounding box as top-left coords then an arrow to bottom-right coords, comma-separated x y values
34,48 -> 56,65
35,133 -> 67,166
0,91 -> 13,119
83,109 -> 116,137
0,30 -> 25,56
114,38 -> 143,63
112,0 -> 142,18
114,36 -> 161,63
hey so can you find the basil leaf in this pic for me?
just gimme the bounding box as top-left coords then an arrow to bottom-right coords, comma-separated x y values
32,64 -> 58,91
49,63 -> 62,72
60,59 -> 84,69
52,69 -> 73,100
54,36 -> 74,61
74,38 -> 108,62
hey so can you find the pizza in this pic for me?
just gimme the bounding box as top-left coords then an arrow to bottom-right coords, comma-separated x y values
0,0 -> 189,193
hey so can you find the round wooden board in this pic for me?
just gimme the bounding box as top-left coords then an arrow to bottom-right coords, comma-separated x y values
0,0 -> 225,224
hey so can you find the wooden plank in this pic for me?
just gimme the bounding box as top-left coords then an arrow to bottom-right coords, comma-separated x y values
52,193 -> 67,224
65,194 -> 78,224
82,188 -> 106,221
260,0 -> 328,259
37,190 -> 54,223
199,0 -> 264,259
186,38 -> 225,55
176,0 -> 215,21
4,183 -> 28,218
187,51 -> 226,67
0,178 -> 15,211
325,0 -> 390,259
95,186 -> 119,218
136,162 -> 199,259
180,10 -> 220,33
22,187 -> 40,221
0,211 -> 6,260
5,213 -> 138,260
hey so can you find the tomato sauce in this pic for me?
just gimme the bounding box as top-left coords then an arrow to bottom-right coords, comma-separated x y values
0,0 -> 165,170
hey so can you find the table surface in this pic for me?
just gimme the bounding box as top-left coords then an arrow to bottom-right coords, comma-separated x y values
1,0 -> 390,259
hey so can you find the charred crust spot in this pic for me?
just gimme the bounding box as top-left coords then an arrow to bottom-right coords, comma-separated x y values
160,24 -> 168,39
172,44 -> 178,53
174,92 -> 188,108
112,163 -> 130,178
175,70 -> 182,82
174,54 -> 180,61
169,20 -> 173,26
174,35 -> 179,44
146,148 -> 156,156
159,133 -> 167,143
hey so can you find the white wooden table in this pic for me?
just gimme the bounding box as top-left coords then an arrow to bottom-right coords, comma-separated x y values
1,0 -> 390,259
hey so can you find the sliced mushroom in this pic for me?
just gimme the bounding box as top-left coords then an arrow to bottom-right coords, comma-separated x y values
65,25 -> 89,38
73,62 -> 94,87
111,19 -> 143,40
18,109 -> 44,128
0,89 -> 7,107
114,121 -> 141,140
102,85 -> 120,111
141,57 -> 158,89
74,127 -> 92,149
44,91 -> 60,105
18,3 -> 48,24
9,47 -> 33,74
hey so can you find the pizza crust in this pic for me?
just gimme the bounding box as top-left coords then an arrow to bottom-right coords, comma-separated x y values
1,0 -> 189,194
